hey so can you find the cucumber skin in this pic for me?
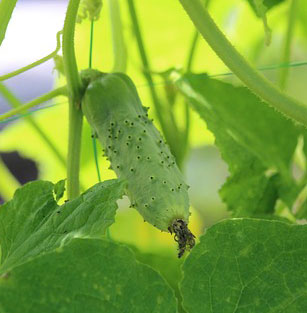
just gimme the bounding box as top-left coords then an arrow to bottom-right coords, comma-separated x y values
82,73 -> 190,232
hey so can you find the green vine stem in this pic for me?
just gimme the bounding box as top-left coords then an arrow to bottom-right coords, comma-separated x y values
108,0 -> 127,72
182,30 -> 199,160
178,0 -> 307,127
126,0 -> 174,143
0,31 -> 62,81
186,30 -> 199,72
0,0 -> 18,46
279,0 -> 297,90
63,0 -> 83,200
63,0 -> 83,106
0,156 -> 20,201
0,83 -> 67,167
182,0 -> 211,161
0,86 -> 67,122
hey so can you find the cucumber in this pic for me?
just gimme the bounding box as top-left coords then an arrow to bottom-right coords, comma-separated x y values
81,71 -> 194,257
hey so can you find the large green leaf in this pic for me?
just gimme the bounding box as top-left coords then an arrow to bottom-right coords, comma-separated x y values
181,218 -> 307,313
0,179 -> 126,272
0,238 -> 177,313
175,73 -> 299,216
176,74 -> 298,171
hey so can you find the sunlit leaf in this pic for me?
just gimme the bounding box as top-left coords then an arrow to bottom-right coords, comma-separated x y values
175,73 -> 299,216
0,179 -> 126,272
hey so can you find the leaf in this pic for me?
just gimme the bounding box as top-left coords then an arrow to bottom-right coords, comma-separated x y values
78,0 -> 103,22
246,0 -> 285,12
0,179 -> 126,272
132,247 -> 186,313
53,178 -> 66,202
0,0 -> 18,46
180,218 -> 307,313
247,0 -> 272,45
0,238 -> 177,313
220,164 -> 278,217
175,73 -> 299,216
176,74 -> 298,172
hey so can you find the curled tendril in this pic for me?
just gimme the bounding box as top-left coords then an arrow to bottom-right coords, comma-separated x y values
77,0 -> 103,22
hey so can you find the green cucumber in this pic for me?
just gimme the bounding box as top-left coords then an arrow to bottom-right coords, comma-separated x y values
81,71 -> 194,257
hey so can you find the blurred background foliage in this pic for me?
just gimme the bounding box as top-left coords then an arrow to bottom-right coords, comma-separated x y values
0,0 -> 307,282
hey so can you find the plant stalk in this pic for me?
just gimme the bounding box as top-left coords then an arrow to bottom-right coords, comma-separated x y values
108,0 -> 127,72
0,86 -> 67,122
279,0 -> 297,90
178,0 -> 307,127
126,0 -> 169,137
0,83 -> 67,167
182,0 -> 211,161
63,0 -> 83,199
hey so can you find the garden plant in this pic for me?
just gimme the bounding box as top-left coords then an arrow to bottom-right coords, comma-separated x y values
0,0 -> 307,312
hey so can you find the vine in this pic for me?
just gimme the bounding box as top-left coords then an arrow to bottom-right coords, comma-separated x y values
178,0 -> 307,127
63,0 -> 84,199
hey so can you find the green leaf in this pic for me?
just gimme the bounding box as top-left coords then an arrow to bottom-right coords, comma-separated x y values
220,164 -> 278,217
78,0 -> 103,22
175,73 -> 299,216
181,218 -> 307,313
296,201 -> 307,219
176,74 -> 298,172
0,0 -> 18,46
132,247 -> 186,313
247,0 -> 272,45
246,0 -> 285,12
0,238 -> 177,313
0,179 -> 126,273
53,178 -> 66,201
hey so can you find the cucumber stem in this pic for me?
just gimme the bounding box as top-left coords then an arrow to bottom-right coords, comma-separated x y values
63,0 -> 83,199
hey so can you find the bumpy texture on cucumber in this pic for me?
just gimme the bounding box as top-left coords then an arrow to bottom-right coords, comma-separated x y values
81,71 -> 194,257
